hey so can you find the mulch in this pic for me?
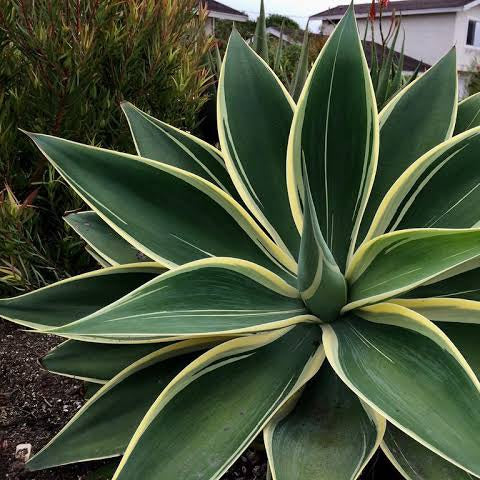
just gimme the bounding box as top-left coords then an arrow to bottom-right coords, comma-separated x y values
0,318 -> 400,480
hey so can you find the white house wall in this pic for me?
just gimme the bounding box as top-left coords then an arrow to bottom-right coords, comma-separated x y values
356,13 -> 457,67
319,7 -> 480,99
455,5 -> 480,70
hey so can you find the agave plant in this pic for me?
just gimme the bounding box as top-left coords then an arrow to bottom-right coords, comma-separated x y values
2,5 -> 480,480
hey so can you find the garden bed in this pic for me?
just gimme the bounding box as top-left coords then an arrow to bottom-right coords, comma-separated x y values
0,318 -> 399,480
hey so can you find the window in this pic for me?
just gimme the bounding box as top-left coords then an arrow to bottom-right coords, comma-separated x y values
467,20 -> 480,47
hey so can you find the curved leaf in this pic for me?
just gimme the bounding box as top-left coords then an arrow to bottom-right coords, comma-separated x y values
218,30 -> 299,259
112,325 -> 324,480
400,257 -> 480,301
121,102 -> 237,198
290,25 -> 309,102
85,246 -> 111,268
345,228 -> 480,311
358,49 -> 457,245
42,340 -> 171,383
392,298 -> 480,325
437,322 -> 480,379
264,363 -> 384,480
367,127 -> 480,239
65,211 -> 152,266
42,258 -> 312,342
26,132 -> 297,282
382,423 -> 473,480
28,340 -> 213,470
287,4 -> 379,271
454,92 -> 480,134
391,306 -> 480,380
298,179 -> 346,322
323,303 -> 480,477
0,263 -> 164,329
253,0 -> 268,61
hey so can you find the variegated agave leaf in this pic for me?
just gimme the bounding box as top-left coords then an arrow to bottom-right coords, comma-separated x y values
2,4 -> 480,480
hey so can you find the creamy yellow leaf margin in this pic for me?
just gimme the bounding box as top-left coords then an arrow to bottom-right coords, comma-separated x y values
121,102 -> 233,195
380,442 -> 415,480
217,32 -> 298,262
38,257 -> 318,344
365,126 -> 480,242
263,389 -> 385,480
65,212 -> 157,268
26,132 -> 297,276
28,338 -> 219,467
323,302 -> 480,477
344,228 -> 480,312
85,246 -> 113,267
286,5 -> 379,268
111,326 -> 325,480
0,262 -> 165,329
392,298 -> 480,324
40,340 -> 108,384
378,50 -> 458,134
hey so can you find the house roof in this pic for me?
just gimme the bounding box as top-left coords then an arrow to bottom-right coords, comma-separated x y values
310,0 -> 479,20
266,26 -> 302,45
363,40 -> 430,72
203,1 -> 248,21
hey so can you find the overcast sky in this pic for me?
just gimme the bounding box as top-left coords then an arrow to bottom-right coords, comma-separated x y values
224,0 -> 381,28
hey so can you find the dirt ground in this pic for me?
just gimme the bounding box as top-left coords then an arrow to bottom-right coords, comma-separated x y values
0,318 -> 400,480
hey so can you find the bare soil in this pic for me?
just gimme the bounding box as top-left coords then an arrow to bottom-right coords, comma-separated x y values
0,318 -> 399,480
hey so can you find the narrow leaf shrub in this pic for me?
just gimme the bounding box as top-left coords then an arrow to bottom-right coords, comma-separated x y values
0,0 -> 212,294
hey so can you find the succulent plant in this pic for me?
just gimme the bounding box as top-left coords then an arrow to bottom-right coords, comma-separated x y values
2,5 -> 480,480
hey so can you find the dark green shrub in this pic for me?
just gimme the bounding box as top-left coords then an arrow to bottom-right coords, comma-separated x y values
0,0 -> 212,294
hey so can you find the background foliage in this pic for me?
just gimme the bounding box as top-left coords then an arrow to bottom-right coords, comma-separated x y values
214,15 -> 325,85
0,0 -> 212,295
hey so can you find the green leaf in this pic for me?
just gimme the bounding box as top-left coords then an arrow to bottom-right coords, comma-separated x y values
287,4 -> 379,271
297,180 -> 346,322
84,382 -> 103,399
85,246 -> 111,268
253,0 -> 268,62
375,23 -> 400,108
43,258 -> 312,342
27,340 -> 212,470
264,363 -> 384,480
437,322 -> 480,378
392,298 -> 480,326
400,258 -> 480,301
390,303 -> 480,381
121,102 -> 237,198
391,301 -> 480,381
111,325 -> 324,480
42,340 -> 170,383
357,48 -> 457,246
0,264 -> 164,329
26,132 -> 297,282
85,461 -> 120,480
323,303 -> 480,477
454,92 -> 480,135
367,127 -> 480,238
345,228 -> 480,311
218,30 -> 299,260
382,423 -> 473,480
273,20 -> 285,71
65,211 -> 152,266
370,38 -> 379,89
290,24 -> 309,102
388,33 -> 405,100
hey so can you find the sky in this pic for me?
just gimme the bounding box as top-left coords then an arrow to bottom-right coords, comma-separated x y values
224,0 -> 384,29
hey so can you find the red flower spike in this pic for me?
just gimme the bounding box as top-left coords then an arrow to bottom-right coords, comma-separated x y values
369,0 -> 376,20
